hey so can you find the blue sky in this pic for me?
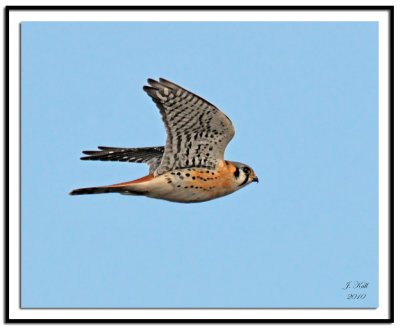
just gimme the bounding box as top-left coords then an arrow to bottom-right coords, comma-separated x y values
21,22 -> 378,308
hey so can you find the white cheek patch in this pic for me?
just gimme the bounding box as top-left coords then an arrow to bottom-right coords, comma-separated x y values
237,170 -> 250,187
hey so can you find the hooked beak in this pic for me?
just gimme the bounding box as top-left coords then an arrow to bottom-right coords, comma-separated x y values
253,177 -> 259,183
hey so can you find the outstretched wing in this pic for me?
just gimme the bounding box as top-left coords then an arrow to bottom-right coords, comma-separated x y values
143,78 -> 235,175
81,146 -> 164,173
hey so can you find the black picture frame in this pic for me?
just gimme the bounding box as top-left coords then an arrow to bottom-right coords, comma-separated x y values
4,5 -> 394,324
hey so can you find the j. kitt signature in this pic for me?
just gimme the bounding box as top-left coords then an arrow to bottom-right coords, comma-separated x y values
342,281 -> 369,300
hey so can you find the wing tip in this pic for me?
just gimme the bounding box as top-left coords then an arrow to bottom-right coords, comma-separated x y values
143,85 -> 154,90
145,77 -> 179,91
147,78 -> 158,85
159,77 -> 171,84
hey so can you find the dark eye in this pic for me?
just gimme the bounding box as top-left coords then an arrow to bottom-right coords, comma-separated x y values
243,167 -> 251,175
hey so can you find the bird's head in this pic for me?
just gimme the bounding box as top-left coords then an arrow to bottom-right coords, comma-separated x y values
230,161 -> 258,188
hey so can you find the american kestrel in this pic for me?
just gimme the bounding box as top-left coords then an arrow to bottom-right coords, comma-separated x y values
70,78 -> 258,203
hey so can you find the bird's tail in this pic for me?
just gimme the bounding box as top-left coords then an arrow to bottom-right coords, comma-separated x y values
69,186 -> 125,195
69,173 -> 154,196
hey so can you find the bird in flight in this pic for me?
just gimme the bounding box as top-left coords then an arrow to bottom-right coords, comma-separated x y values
70,78 -> 258,203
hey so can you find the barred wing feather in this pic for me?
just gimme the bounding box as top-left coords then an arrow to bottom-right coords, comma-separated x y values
81,146 -> 164,174
143,78 -> 235,175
